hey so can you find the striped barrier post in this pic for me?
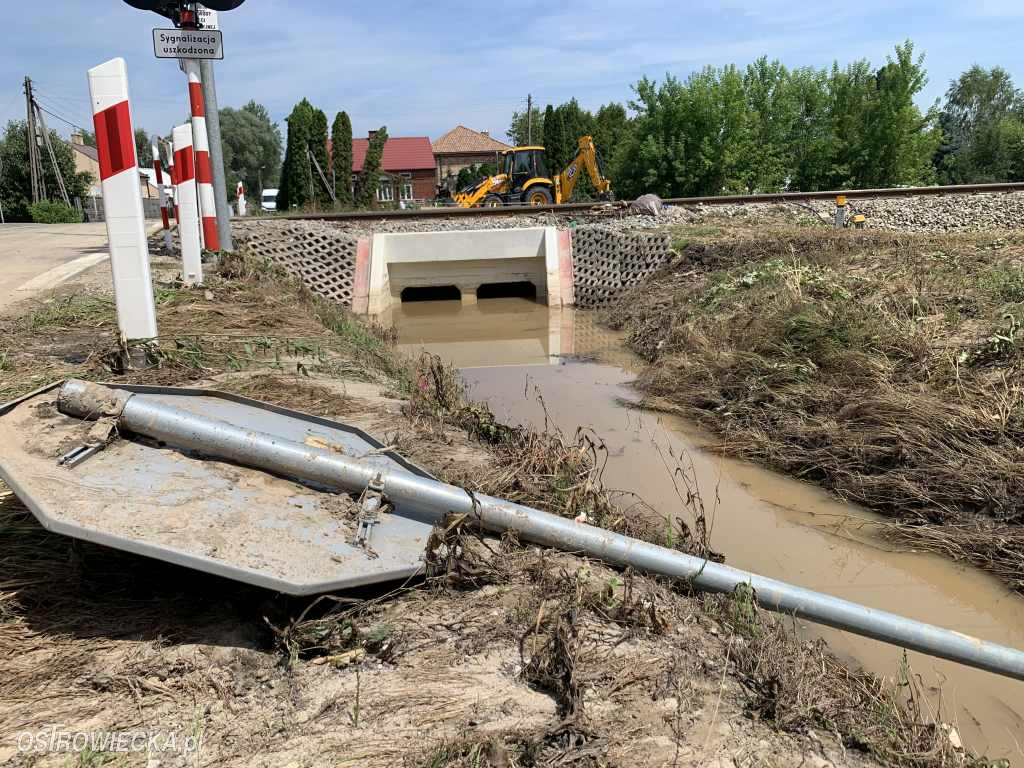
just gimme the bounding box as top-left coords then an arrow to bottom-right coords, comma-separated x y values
87,57 -> 157,343
183,59 -> 219,251
172,124 -> 204,286
236,181 -> 246,216
165,140 -> 178,222
151,142 -> 172,251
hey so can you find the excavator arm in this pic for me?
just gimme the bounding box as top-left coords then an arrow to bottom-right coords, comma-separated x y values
555,136 -> 612,204
454,173 -> 509,208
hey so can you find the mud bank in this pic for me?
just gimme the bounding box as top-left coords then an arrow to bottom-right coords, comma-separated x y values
0,253 -> 961,766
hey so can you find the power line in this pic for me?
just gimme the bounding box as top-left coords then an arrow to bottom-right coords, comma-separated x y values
34,102 -> 90,134
32,90 -> 93,118
35,97 -> 91,126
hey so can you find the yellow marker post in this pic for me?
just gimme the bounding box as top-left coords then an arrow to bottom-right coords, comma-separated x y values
834,195 -> 847,228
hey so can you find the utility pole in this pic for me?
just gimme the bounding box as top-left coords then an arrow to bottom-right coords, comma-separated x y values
198,59 -> 233,250
24,76 -> 41,204
35,106 -> 71,207
527,93 -> 533,145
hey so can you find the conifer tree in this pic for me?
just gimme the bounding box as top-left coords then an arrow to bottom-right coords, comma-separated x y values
356,126 -> 388,208
331,111 -> 353,206
277,98 -> 314,210
310,108 -> 330,203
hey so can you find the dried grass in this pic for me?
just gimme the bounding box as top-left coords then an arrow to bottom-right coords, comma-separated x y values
607,228 -> 1024,592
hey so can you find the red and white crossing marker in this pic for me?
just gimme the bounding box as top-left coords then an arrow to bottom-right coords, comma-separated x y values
165,139 -> 178,222
173,123 -> 204,286
87,57 -> 157,342
236,180 -> 246,216
151,142 -> 172,251
182,59 -> 219,251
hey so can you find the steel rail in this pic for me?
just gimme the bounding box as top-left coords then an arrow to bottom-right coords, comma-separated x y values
58,379 -> 1024,682
269,181 -> 1024,224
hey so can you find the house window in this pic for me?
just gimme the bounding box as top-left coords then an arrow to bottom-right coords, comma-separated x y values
400,173 -> 413,201
377,176 -> 393,202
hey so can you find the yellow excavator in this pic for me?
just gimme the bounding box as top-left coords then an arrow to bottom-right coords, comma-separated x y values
454,135 -> 612,208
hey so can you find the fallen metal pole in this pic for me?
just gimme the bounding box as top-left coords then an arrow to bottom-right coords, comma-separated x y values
58,379 -> 1024,682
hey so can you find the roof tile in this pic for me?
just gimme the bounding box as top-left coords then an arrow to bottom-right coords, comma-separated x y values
432,125 -> 511,154
351,136 -> 436,172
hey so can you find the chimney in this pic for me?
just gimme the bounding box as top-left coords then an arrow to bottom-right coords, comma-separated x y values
71,131 -> 84,146
368,130 -> 378,140
480,130 -> 489,137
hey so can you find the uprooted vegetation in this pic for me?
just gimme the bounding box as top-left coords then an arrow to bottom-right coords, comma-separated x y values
605,227 -> 1024,594
0,249 -> 997,766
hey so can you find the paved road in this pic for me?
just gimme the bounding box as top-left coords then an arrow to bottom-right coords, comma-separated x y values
0,223 -> 114,310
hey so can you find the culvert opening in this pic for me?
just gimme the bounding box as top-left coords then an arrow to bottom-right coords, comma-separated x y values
476,281 -> 537,300
401,285 -> 461,303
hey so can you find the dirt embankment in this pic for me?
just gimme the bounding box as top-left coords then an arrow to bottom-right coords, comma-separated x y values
606,226 -> 1024,596
0,249 -> 984,767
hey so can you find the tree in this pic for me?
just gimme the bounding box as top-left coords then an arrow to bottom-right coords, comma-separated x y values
543,105 -> 567,173
310,108 -> 330,203
939,65 -> 1024,183
135,129 -> 153,169
0,120 -> 92,221
355,127 -> 388,208
786,66 -> 832,191
277,98 -> 314,211
852,42 -> 939,188
331,111 -> 353,206
219,100 -> 282,202
742,57 -> 797,192
507,105 -> 543,146
592,103 -> 629,154
456,163 -> 496,191
609,41 -> 940,199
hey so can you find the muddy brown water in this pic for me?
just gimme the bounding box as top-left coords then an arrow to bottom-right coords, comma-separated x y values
380,297 -> 1024,759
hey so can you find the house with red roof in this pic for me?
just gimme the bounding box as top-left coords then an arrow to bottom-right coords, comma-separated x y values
347,131 -> 436,203
432,126 -> 511,188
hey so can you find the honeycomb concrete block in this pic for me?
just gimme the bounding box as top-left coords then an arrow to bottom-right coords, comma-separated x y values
234,220 -> 360,306
571,225 -> 673,308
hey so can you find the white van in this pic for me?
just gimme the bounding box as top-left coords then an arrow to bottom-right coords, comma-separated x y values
261,188 -> 279,211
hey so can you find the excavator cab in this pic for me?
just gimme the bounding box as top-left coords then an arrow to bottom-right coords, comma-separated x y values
502,148 -> 549,192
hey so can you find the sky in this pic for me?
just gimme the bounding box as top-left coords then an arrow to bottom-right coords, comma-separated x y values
1,0 -> 1023,145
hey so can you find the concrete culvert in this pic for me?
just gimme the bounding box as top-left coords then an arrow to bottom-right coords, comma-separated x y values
400,285 -> 461,303
476,281 -> 538,300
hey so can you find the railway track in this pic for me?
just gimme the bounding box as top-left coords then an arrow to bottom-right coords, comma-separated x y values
276,181 -> 1024,224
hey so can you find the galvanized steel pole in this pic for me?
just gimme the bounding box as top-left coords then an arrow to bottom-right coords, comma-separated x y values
57,379 -> 1024,682
198,59 -> 233,251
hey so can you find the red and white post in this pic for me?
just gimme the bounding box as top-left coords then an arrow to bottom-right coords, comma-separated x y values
172,124 -> 203,286
183,59 -> 219,251
87,57 -> 157,342
165,139 -> 178,222
236,181 -> 246,216
151,142 -> 172,252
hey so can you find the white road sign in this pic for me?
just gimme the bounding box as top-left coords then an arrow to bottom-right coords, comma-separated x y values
153,28 -> 223,59
196,5 -> 219,30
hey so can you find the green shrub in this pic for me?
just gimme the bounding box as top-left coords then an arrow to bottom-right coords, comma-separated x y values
28,200 -> 82,224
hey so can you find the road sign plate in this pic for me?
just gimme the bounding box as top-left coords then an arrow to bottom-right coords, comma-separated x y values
152,28 -> 223,59
197,4 -> 219,30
